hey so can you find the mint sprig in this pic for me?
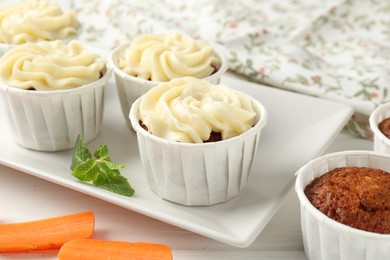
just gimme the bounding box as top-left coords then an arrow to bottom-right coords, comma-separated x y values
70,136 -> 135,197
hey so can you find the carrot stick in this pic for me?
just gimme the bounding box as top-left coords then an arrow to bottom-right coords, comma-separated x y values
0,211 -> 94,253
58,238 -> 173,260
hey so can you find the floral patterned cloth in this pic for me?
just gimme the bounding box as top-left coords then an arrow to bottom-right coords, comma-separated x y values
68,0 -> 390,139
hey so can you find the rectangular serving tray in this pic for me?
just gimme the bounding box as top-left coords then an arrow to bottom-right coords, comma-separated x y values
0,74 -> 353,247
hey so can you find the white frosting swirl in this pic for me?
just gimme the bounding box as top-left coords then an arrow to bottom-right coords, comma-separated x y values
0,40 -> 105,91
119,33 -> 220,82
139,77 -> 256,143
0,0 -> 79,44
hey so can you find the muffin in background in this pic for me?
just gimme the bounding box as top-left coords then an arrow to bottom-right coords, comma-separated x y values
118,33 -> 220,82
109,33 -> 228,121
0,0 -> 80,55
0,40 -> 110,151
378,118 -> 390,138
129,77 -> 267,206
369,102 -> 390,154
295,151 -> 390,260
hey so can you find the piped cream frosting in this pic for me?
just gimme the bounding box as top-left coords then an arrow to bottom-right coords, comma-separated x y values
119,33 -> 220,82
139,77 -> 257,143
0,0 -> 79,44
0,40 -> 105,91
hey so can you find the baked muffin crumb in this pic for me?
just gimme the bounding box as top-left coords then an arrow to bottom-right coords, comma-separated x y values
378,117 -> 390,138
305,167 -> 390,234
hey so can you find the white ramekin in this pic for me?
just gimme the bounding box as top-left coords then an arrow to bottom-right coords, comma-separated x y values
129,92 -> 267,206
369,102 -> 390,153
295,150 -> 390,260
109,42 -> 229,121
0,66 -> 111,152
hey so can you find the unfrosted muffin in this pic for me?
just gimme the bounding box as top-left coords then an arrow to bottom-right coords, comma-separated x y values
0,40 -> 110,151
378,117 -> 390,138
109,33 -> 228,121
129,77 -> 267,206
0,0 -> 79,44
305,166 -> 390,234
295,151 -> 390,260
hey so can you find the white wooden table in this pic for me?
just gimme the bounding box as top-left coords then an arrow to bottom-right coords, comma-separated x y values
0,130 -> 372,260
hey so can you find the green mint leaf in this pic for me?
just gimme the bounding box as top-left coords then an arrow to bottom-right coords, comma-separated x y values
72,158 -> 100,182
70,136 -> 135,197
102,161 -> 126,171
100,182 -> 135,197
94,144 -> 111,161
93,163 -> 135,197
94,144 -> 125,170
70,136 -> 92,171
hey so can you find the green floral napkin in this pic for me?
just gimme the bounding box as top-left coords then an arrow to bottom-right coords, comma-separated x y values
71,0 -> 390,139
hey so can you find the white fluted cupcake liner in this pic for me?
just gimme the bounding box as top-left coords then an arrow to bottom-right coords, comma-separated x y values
295,151 -> 390,260
109,42 -> 229,121
369,102 -> 390,154
129,94 -> 267,206
0,66 -> 111,151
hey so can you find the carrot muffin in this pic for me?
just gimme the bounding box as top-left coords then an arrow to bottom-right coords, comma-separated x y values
129,76 -> 267,205
305,166 -> 390,234
0,40 -> 109,151
0,0 -> 79,44
138,77 -> 257,143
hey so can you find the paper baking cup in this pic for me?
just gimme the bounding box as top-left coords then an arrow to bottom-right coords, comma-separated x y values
129,95 -> 267,206
369,102 -> 390,154
0,66 -> 111,152
295,151 -> 390,260
109,42 -> 228,121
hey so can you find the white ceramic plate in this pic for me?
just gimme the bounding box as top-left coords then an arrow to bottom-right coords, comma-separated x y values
0,74 -> 353,248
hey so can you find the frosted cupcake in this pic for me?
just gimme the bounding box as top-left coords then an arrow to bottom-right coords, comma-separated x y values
129,77 -> 267,206
0,0 -> 80,55
109,33 -> 228,120
295,151 -> 390,260
0,40 -> 109,151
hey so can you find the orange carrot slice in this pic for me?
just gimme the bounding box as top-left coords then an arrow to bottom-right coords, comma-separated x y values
0,211 -> 94,252
58,238 -> 173,260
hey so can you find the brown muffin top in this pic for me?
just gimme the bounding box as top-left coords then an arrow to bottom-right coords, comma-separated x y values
305,167 -> 390,234
378,117 -> 390,138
